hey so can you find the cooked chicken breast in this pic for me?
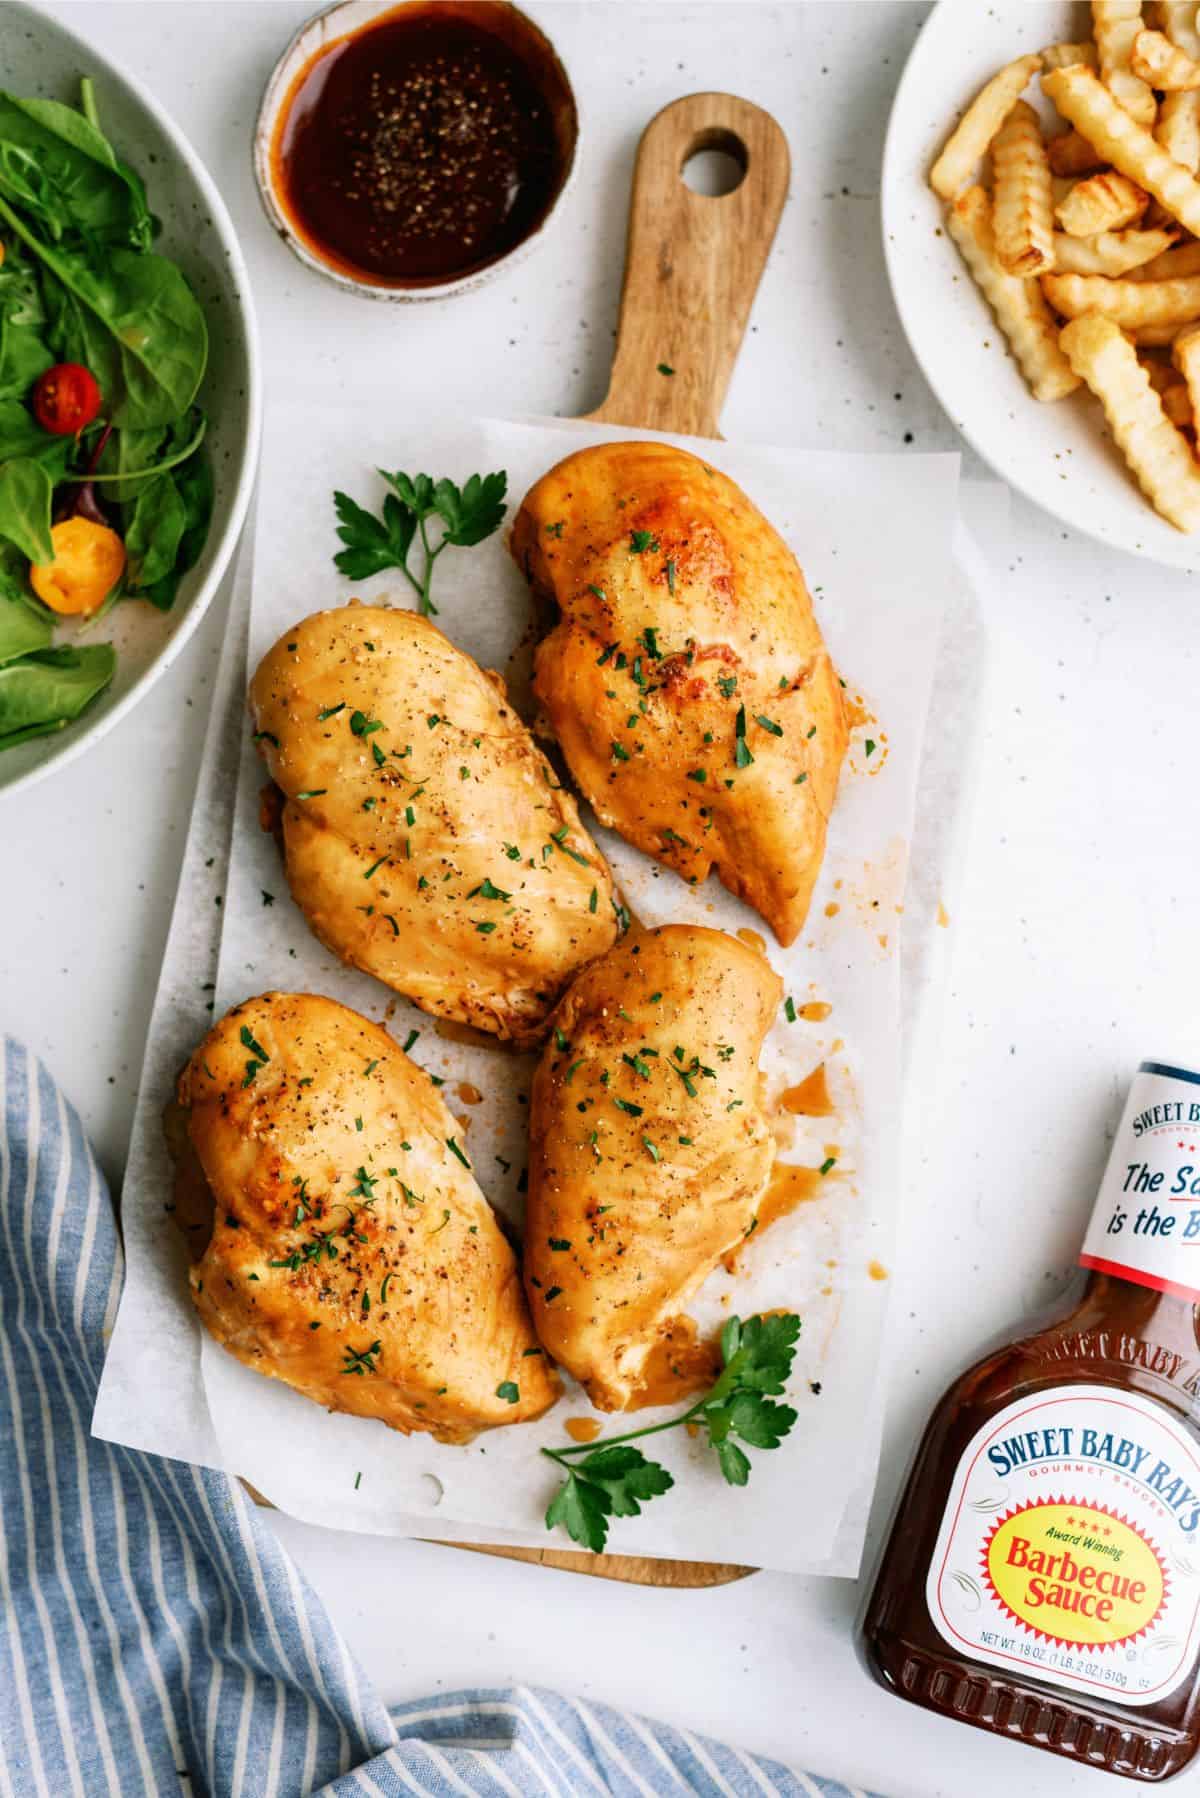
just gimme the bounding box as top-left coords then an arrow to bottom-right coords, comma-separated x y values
524,925 -> 782,1411
249,606 -> 618,1045
511,442 -> 849,946
172,992 -> 558,1443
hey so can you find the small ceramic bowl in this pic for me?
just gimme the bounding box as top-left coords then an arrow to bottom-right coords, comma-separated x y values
253,0 -> 580,302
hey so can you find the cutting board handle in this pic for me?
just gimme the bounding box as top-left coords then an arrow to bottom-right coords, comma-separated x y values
588,92 -> 790,441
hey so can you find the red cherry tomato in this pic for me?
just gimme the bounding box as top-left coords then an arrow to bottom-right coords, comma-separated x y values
31,363 -> 102,437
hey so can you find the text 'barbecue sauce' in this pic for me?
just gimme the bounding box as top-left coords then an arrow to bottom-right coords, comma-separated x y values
271,2 -> 572,287
863,1061 -> 1200,1781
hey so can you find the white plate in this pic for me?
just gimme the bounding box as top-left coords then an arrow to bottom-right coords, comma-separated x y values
0,1 -> 261,798
883,0 -> 1200,571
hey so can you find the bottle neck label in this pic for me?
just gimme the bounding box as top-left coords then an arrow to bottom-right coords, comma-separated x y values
926,1384 -> 1200,1704
1079,1062 -> 1200,1302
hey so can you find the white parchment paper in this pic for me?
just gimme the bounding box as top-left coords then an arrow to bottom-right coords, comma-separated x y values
95,401 -> 990,1575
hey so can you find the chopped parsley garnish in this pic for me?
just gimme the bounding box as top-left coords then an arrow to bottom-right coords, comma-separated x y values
755,714 -> 783,737
718,673 -> 738,699
642,1137 -> 660,1162
468,877 -> 511,901
363,855 -> 388,879
587,583 -> 607,601
554,1027 -> 570,1052
342,1340 -> 382,1377
503,843 -> 522,861
820,1156 -> 838,1176
496,1382 -> 520,1404
402,1029 -> 420,1053
548,1237 -> 571,1251
596,642 -> 618,667
687,768 -> 706,783
656,362 -> 674,375
252,729 -> 279,747
541,1313 -> 801,1552
865,738 -> 877,757
295,789 -> 327,800
734,706 -> 754,768
318,702 -> 345,720
549,827 -> 589,866
784,997 -> 797,1023
588,886 -> 598,914
239,1025 -> 269,1088
613,1096 -> 643,1117
446,1136 -> 471,1168
611,740 -> 630,762
641,626 -> 660,658
629,529 -> 660,554
350,710 -> 383,737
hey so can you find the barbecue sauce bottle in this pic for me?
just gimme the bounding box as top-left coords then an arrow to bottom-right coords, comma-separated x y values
863,1062 -> 1200,1781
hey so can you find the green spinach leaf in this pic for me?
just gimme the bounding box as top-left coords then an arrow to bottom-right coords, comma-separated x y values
0,642 -> 114,744
1,193 -> 207,428
0,317 -> 52,398
137,449 -> 213,610
0,456 -> 53,561
92,407 -> 205,500
0,92 -> 148,248
125,472 -> 186,589
0,586 -> 51,666
0,400 -> 71,472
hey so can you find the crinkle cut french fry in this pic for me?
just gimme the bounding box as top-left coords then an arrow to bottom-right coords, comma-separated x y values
930,54 -> 1043,199
1041,40 -> 1100,71
1133,27 -> 1200,85
1056,170 -> 1149,234
1093,2 -> 1158,125
1161,379 -> 1194,423
1048,128 -> 1107,175
1043,64 -> 1200,236
1156,3 -> 1200,168
1043,267 -> 1200,324
1131,238 -> 1200,276
992,101 -> 1056,274
1053,225 -> 1179,273
1059,311 -> 1200,528
946,186 -> 1081,400
1141,355 -> 1179,392
1171,318 -> 1200,420
1128,320 -> 1190,342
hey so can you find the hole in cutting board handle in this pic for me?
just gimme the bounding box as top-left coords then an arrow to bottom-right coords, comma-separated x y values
680,127 -> 748,197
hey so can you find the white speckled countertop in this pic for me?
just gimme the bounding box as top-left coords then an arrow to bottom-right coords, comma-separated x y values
9,5 -> 1200,1792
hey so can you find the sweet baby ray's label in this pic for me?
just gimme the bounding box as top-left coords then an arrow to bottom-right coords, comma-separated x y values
926,1386 -> 1200,1705
1080,1061 -> 1200,1301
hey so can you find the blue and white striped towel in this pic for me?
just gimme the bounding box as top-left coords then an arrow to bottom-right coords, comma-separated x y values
0,1037 -> 878,1797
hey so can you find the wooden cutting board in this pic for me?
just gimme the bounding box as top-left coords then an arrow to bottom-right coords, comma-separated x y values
445,89 -> 790,1590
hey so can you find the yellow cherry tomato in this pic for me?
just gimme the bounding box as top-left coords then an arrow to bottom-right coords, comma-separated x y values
30,517 -> 126,616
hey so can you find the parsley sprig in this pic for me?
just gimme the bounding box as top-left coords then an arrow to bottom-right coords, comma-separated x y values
541,1312 -> 801,1553
333,469 -> 507,615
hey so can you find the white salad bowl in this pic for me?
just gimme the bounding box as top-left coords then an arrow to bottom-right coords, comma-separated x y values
0,1 -> 260,798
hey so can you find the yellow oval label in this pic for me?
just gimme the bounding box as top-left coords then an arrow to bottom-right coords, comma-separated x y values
983,1499 -> 1167,1650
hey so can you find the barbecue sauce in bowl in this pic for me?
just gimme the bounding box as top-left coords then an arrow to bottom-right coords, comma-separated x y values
269,1 -> 576,290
